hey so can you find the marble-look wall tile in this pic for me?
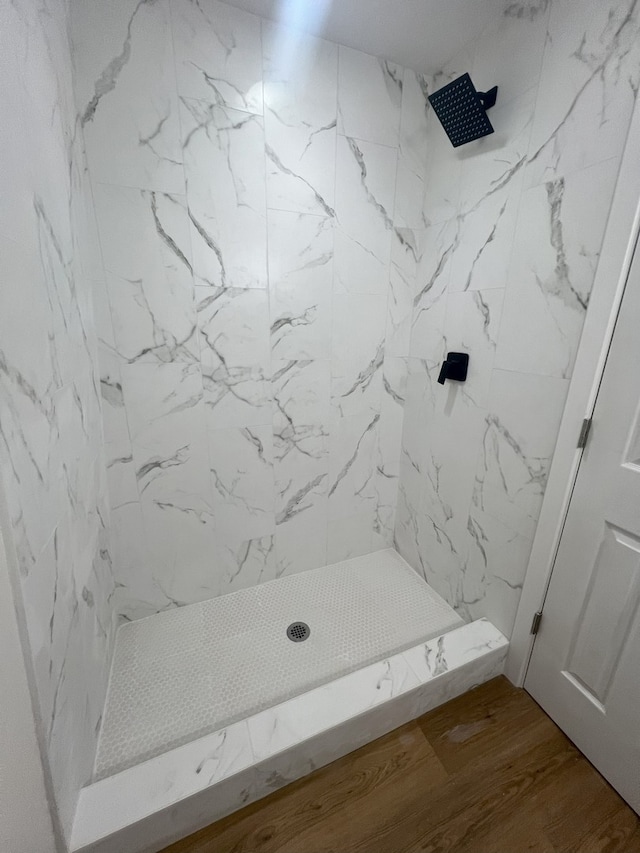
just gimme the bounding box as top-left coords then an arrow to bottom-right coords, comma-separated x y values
409,219 -> 456,365
79,0 -> 640,635
337,46 -> 402,147
273,352 -> 330,575
386,228 -> 424,358
474,369 -> 569,529
74,0 -> 450,618
394,70 -> 429,228
268,210 -> 333,360
396,0 -> 639,638
210,535 -> 277,593
373,357 -> 408,547
448,90 -> 535,295
171,0 -> 263,115
331,293 -> 387,419
444,288 -> 504,409
73,1 -> 430,617
93,183 -> 197,365
272,359 -> 330,528
198,287 -> 271,371
328,410 -> 379,524
327,511 -> 376,564
263,23 -> 337,217
208,425 -> 275,541
2,0 -> 117,839
197,285 -> 272,431
73,0 -> 184,193
333,135 -> 397,296
121,363 -> 219,605
181,98 -> 267,290
526,0 -> 640,187
275,507 -> 328,577
495,157 -> 620,379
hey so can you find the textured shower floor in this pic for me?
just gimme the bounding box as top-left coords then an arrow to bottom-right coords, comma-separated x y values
94,549 -> 463,780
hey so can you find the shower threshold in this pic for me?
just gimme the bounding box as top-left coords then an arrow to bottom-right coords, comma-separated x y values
71,549 -> 508,853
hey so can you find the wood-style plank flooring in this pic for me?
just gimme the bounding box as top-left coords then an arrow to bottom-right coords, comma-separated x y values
162,677 -> 640,853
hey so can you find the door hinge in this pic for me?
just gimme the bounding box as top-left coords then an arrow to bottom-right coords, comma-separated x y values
530,611 -> 543,635
577,417 -> 592,449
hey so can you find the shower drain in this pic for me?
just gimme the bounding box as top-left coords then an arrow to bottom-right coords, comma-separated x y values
286,621 -> 310,642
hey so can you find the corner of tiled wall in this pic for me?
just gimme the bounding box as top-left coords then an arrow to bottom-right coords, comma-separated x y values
395,0 -> 640,638
1,0 -> 118,839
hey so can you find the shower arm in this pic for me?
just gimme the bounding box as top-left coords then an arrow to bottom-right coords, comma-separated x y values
478,86 -> 498,110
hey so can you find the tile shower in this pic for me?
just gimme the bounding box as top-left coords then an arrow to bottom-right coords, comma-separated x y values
83,1 -> 431,620
1,0 -> 639,849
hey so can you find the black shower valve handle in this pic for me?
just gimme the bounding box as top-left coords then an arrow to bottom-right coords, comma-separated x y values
437,352 -> 469,385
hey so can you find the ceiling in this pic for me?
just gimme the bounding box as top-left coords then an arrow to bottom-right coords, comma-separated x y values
223,0 -> 504,73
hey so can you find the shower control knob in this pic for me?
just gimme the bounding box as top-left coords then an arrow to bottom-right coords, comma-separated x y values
437,352 -> 469,385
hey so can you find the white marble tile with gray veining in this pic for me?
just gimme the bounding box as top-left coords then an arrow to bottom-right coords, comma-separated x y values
93,183 -> 197,365
119,362 -> 217,606
373,357 -> 408,547
443,288 -> 504,409
386,228 -> 423,358
275,508 -> 329,578
409,219 -> 457,365
209,535 -> 278,594
272,359 -> 330,529
394,69 -> 429,228
472,369 -> 569,531
327,410 -> 379,523
181,98 -> 267,290
495,158 -> 619,379
526,0 -> 640,187
208,425 -> 275,542
268,210 -> 333,361
172,0 -> 263,115
331,293 -> 387,419
197,286 -> 272,430
263,23 -> 337,217
73,0 -> 184,193
333,135 -> 397,297
337,45 -> 402,147
2,0 -> 118,839
248,654 -> 419,761
462,497 -> 535,637
403,618 -> 507,683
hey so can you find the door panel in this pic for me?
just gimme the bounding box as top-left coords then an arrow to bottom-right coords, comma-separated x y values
525,230 -> 640,813
565,522 -> 640,706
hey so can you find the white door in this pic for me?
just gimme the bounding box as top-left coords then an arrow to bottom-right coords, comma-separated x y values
525,233 -> 640,813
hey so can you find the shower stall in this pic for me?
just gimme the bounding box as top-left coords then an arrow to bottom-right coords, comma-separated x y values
1,0 -> 638,850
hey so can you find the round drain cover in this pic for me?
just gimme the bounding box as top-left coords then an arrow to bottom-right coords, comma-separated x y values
286,621 -> 310,642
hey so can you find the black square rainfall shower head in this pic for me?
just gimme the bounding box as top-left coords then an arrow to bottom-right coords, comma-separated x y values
428,74 -> 498,148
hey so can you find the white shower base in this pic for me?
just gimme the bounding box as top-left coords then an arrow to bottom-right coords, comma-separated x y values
71,550 -> 508,853
95,549 -> 463,779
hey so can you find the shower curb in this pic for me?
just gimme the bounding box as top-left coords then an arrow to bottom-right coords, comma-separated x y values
70,619 -> 507,853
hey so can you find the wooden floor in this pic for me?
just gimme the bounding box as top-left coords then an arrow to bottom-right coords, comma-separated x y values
163,677 -> 640,853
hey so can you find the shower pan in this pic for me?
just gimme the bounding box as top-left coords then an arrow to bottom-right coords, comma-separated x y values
71,550 -> 506,853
